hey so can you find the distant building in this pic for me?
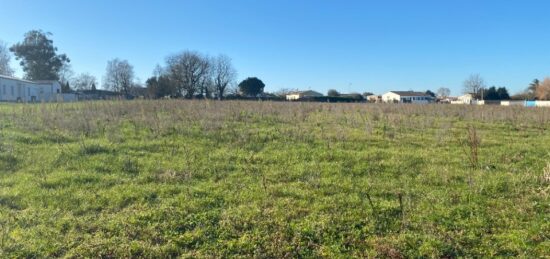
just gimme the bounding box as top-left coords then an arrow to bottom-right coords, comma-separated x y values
286,90 -> 323,101
77,89 -> 124,100
128,86 -> 149,99
382,91 -> 433,103
0,75 -> 62,102
450,93 -> 475,104
365,94 -> 381,103
439,96 -> 458,104
459,94 -> 474,103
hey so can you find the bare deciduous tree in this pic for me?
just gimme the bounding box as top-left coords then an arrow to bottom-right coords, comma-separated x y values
166,51 -> 210,98
536,77 -> 550,100
437,87 -> 451,98
58,63 -> 74,85
463,74 -> 486,98
103,58 -> 134,94
198,68 -> 214,98
153,64 -> 164,78
72,73 -> 98,91
0,41 -> 14,76
211,54 -> 237,100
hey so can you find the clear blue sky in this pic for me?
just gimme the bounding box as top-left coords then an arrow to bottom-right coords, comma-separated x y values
1,0 -> 549,95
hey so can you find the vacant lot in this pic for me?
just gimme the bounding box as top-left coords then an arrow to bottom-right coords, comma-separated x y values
0,101 -> 548,257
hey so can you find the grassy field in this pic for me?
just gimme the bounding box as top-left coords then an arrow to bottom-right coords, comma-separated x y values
0,100 -> 549,257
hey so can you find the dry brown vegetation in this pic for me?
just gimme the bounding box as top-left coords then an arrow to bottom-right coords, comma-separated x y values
5,100 -> 550,136
537,78 -> 550,100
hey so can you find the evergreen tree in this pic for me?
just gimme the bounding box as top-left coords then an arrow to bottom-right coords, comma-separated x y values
61,81 -> 72,93
327,89 -> 340,97
496,87 -> 510,100
238,77 -> 265,97
10,30 -> 70,80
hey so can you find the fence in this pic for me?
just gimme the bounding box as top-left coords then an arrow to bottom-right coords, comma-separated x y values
449,100 -> 550,107
501,101 -> 524,106
536,101 -> 550,107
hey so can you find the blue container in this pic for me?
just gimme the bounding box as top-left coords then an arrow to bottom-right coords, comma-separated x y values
525,101 -> 536,107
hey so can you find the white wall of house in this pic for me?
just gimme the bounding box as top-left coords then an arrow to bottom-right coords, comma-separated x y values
286,91 -> 323,101
286,94 -> 301,101
457,94 -> 474,104
382,92 -> 401,103
0,76 -> 61,102
401,95 -> 431,104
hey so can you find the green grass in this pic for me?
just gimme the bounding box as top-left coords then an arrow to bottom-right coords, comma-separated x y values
0,100 -> 549,257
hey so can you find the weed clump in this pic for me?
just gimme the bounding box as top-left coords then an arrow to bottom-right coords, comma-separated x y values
460,125 -> 481,169
121,157 -> 140,175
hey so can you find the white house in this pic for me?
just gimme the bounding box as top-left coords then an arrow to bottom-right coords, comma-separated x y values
382,91 -> 433,104
450,93 -> 475,104
0,75 -> 62,102
286,90 -> 323,101
458,93 -> 474,104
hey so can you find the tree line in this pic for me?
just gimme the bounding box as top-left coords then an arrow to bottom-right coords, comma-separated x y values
462,74 -> 509,100
518,78 -> 550,100
0,30 -> 268,99
462,73 -> 550,100
146,52 -> 269,99
147,52 -> 236,99
0,30 -> 132,93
